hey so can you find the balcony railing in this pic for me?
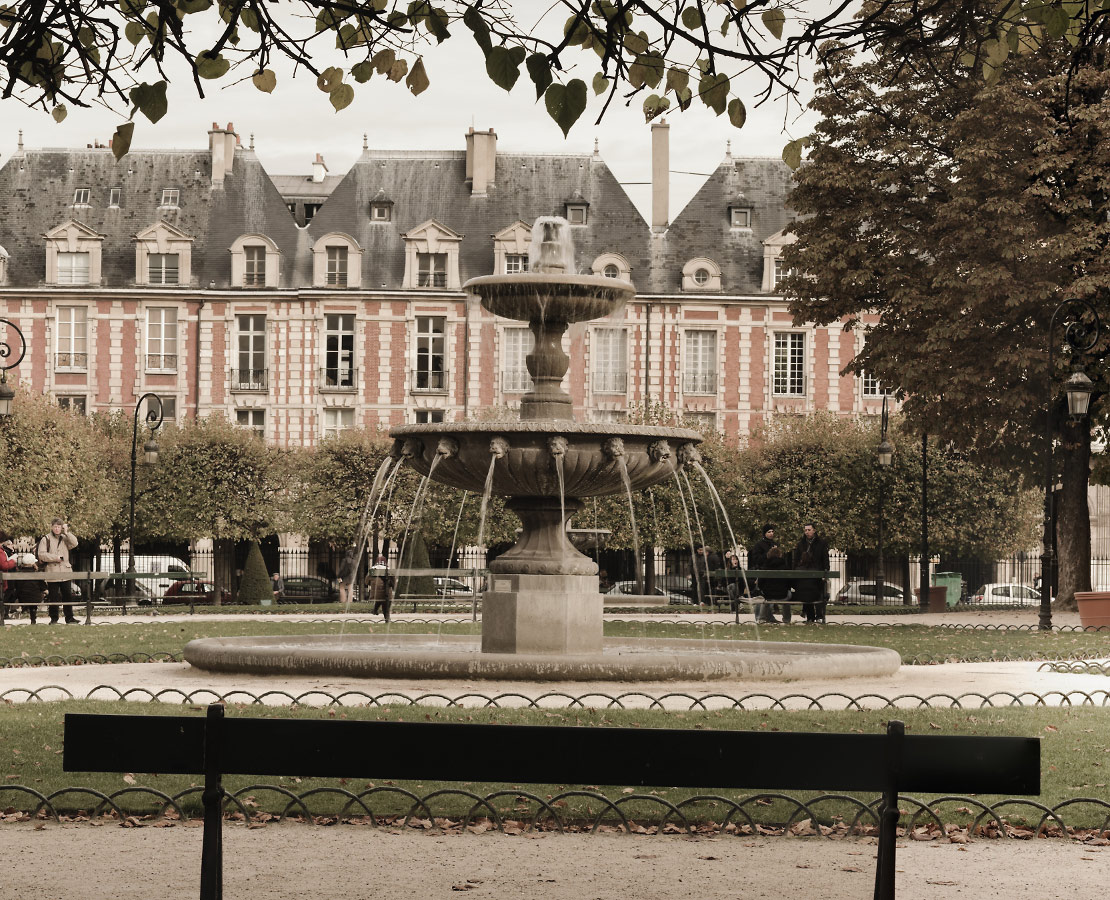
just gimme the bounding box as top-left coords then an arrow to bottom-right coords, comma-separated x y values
146,354 -> 178,372
319,367 -> 358,392
502,370 -> 532,393
230,369 -> 268,392
55,352 -> 88,370
412,368 -> 448,393
683,371 -> 718,395
592,371 -> 628,394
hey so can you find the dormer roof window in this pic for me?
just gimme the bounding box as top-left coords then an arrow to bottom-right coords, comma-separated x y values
565,191 -> 589,226
370,193 -> 393,222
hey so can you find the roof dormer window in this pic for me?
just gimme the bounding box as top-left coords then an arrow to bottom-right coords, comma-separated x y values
160,189 -> 180,208
730,207 -> 752,228
370,201 -> 393,222
73,188 -> 91,206
566,203 -> 588,226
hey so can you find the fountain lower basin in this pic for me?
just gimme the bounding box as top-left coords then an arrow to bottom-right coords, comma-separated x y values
184,633 -> 902,682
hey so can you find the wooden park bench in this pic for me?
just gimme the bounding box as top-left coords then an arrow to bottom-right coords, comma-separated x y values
64,704 -> 1040,900
1,571 -> 103,624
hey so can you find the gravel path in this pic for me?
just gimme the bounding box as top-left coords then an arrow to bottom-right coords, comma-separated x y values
5,822 -> 1104,900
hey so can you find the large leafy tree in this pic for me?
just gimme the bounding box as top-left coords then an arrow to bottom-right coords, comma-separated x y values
0,388 -> 119,540
784,9 -> 1110,607
2,1 -> 1105,155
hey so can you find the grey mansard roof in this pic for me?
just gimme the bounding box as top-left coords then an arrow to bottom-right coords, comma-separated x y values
659,156 -> 795,295
0,147 -> 299,288
301,150 -> 650,289
0,140 -> 792,296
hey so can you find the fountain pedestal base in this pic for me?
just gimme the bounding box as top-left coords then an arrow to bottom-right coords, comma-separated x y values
481,573 -> 602,654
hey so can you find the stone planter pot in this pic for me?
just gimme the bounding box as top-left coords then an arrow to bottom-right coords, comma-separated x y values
1074,591 -> 1110,630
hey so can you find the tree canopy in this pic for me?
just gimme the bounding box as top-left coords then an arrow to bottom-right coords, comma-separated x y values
783,3 -> 1109,604
3,0 -> 1108,156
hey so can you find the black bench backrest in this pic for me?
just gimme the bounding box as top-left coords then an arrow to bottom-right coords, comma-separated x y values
64,713 -> 1039,795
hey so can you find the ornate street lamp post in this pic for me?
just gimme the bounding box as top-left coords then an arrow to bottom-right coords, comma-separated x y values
0,318 -> 27,417
127,393 -> 165,573
1040,299 -> 1100,631
875,395 -> 894,606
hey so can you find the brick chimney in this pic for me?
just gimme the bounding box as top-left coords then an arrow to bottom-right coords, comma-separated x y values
312,153 -> 328,184
223,122 -> 237,177
209,123 -> 226,186
465,127 -> 497,196
651,120 -> 669,232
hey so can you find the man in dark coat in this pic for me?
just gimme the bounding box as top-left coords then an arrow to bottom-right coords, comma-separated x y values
793,523 -> 831,623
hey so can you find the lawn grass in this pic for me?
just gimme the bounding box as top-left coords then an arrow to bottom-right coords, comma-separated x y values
1,618 -> 1107,666
2,701 -> 1107,830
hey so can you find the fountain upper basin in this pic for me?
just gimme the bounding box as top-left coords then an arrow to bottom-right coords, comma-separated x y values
465,273 -> 634,323
391,422 -> 703,498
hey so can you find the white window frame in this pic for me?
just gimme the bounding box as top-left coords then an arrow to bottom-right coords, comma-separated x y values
56,306 -> 88,371
73,188 -> 91,206
236,408 -> 266,437
244,246 -> 266,287
773,332 -> 806,397
326,246 -> 348,287
147,253 -> 180,286
591,328 -> 628,394
323,407 -> 354,438
322,313 -> 356,389
56,251 -> 91,285
371,203 -> 392,222
235,314 -> 267,390
414,409 -> 445,424
417,252 -> 448,288
730,207 -> 752,228
683,329 -> 718,395
108,188 -> 121,207
501,327 -> 533,393
57,395 -> 87,414
774,257 -> 797,289
413,316 -> 447,391
146,307 -> 179,372
160,189 -> 180,208
505,254 -> 529,275
566,204 -> 588,225
862,372 -> 888,398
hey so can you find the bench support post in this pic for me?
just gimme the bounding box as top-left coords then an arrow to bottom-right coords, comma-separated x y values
873,719 -> 903,900
200,704 -> 225,900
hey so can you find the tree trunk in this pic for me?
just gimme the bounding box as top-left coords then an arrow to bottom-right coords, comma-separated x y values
1055,416 -> 1091,611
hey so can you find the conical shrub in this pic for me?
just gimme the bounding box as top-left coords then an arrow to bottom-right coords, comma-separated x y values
396,531 -> 434,598
238,540 -> 274,606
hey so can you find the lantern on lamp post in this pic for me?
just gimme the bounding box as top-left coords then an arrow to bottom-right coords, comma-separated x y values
0,318 -> 27,417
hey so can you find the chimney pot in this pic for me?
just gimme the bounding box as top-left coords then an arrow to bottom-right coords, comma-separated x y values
466,127 -> 497,196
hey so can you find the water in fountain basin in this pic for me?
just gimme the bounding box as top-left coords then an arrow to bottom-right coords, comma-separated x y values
474,453 -> 500,574
393,453 -> 447,627
669,462 -> 701,612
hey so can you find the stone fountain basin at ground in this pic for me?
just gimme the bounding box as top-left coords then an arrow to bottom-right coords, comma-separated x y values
183,633 -> 901,682
390,422 -> 703,497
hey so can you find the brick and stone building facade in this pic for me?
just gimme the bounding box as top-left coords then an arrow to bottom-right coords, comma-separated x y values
0,122 -> 888,446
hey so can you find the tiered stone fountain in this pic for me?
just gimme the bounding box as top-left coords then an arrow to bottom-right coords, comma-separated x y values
184,219 -> 900,682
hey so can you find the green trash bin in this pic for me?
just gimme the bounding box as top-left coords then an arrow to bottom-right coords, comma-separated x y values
933,572 -> 963,608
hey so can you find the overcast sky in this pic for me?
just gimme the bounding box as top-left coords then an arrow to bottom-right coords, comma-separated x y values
0,13 -> 817,221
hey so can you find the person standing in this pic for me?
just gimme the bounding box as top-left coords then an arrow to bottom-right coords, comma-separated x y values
748,525 -> 779,620
370,556 -> 394,622
36,518 -> 79,624
757,546 -> 792,623
793,523 -> 831,623
270,571 -> 285,604
0,530 -> 16,604
9,553 -> 45,624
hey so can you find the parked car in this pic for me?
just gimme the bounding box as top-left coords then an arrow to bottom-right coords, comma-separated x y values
835,580 -> 906,605
280,576 -> 340,604
97,575 -> 154,605
433,576 -> 475,599
968,583 -> 1041,606
162,579 -> 230,605
604,578 -> 695,604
